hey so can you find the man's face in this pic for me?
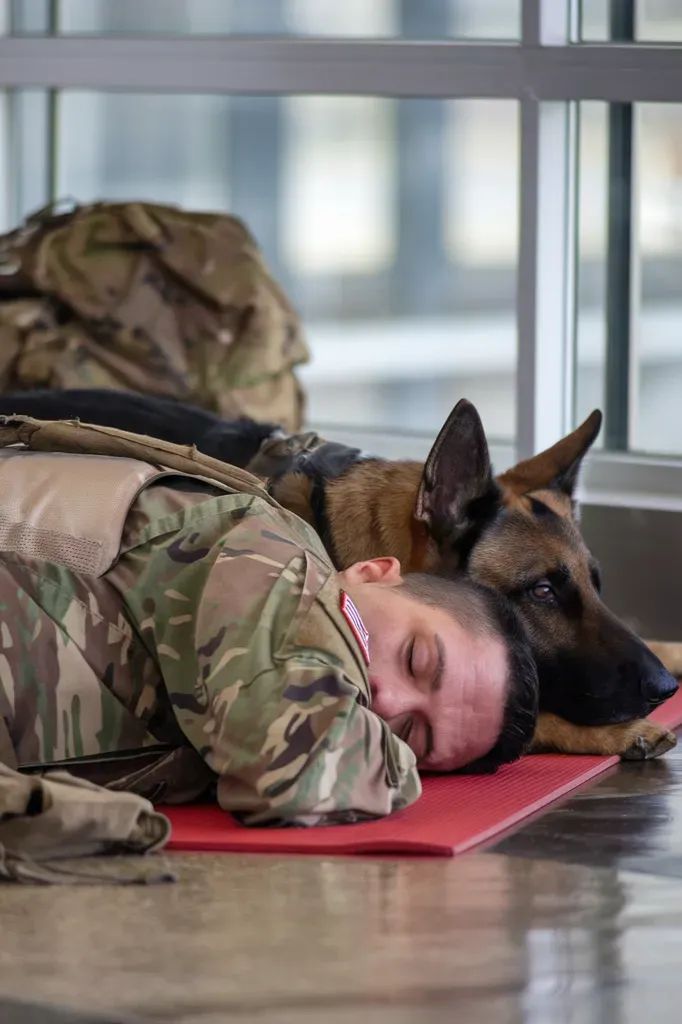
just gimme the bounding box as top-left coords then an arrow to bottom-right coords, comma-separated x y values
338,558 -> 508,772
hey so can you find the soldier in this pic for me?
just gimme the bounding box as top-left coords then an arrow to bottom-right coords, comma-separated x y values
0,417 -> 538,829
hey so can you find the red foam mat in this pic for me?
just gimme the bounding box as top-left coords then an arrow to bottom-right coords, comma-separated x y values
162,687 -> 682,857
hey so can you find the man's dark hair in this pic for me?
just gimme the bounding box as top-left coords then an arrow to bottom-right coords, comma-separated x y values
399,572 -> 539,773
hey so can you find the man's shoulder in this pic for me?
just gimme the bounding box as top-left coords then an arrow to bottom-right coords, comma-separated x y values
288,574 -> 371,699
123,477 -> 329,562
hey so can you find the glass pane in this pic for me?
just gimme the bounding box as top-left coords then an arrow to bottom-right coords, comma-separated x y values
638,0 -> 682,41
575,100 -> 682,456
0,91 -> 8,232
10,90 -> 52,221
578,0 -> 610,41
633,103 -> 682,453
580,1 -> 682,42
0,88 -> 51,230
55,92 -> 519,440
54,0 -> 520,40
8,0 -> 51,34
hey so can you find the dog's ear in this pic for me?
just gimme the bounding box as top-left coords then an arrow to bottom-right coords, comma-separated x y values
498,410 -> 602,500
415,399 -> 498,543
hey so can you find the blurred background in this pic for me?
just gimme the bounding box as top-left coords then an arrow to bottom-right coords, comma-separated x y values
2,0 -> 682,633
3,0 -> 682,453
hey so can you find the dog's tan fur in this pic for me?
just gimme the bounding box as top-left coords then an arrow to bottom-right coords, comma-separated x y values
325,463 -> 434,572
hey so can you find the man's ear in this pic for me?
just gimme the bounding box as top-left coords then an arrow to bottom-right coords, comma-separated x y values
498,409 -> 602,500
341,557 -> 403,587
415,399 -> 500,547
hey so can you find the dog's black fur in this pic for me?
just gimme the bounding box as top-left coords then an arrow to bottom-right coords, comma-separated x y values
0,389 -> 280,469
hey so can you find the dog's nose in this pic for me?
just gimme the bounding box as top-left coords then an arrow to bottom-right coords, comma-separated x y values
642,668 -> 679,706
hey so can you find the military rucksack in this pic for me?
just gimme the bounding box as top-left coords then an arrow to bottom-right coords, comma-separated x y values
0,200 -> 310,431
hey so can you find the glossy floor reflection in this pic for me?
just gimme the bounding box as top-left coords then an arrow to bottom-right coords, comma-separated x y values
1,739 -> 682,1023
493,737 -> 682,875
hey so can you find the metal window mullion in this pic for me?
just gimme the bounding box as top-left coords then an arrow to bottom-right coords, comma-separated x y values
604,0 -> 636,452
516,98 -> 577,459
516,95 -> 542,461
515,0 -> 576,460
604,97 -> 633,450
626,104 -> 642,451
0,37 -> 523,94
1,38 -> 682,101
564,100 -> 580,436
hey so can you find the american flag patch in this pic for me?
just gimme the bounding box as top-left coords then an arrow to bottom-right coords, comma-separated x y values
340,591 -> 371,665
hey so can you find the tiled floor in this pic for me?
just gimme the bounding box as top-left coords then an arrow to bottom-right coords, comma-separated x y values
3,743 -> 682,1023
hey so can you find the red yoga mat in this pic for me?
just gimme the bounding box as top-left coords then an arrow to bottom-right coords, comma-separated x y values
162,688 -> 682,858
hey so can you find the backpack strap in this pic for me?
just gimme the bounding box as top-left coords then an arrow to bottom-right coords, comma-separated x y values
0,414 -> 280,507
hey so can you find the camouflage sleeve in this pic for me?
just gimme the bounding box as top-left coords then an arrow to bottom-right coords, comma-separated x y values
176,559 -> 421,827
211,662 -> 421,828
134,560 -> 419,826
114,487 -> 421,826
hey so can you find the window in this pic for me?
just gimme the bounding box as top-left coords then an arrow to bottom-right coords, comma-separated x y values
1,0 -> 682,498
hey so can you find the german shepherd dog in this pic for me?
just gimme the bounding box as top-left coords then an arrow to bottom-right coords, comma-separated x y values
0,388 -> 677,761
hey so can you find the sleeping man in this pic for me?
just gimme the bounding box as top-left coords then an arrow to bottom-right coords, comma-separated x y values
0,417 -> 538,826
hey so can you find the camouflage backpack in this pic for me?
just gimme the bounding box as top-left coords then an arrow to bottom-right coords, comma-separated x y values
0,200 -> 310,431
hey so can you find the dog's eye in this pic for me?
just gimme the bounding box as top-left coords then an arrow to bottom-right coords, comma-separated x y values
529,581 -> 556,604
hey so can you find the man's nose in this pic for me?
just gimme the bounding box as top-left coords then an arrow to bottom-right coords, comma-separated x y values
369,676 -> 420,720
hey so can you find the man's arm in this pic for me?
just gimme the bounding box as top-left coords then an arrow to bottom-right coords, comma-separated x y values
166,571 -> 420,825
209,656 -> 420,826
121,503 -> 421,826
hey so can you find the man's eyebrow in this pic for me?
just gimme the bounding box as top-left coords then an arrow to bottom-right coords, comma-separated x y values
431,634 -> 445,692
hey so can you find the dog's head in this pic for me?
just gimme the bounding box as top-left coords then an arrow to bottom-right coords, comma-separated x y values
415,400 -> 678,726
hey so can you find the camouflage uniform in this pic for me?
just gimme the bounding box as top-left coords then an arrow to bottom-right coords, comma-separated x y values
0,446 -> 419,827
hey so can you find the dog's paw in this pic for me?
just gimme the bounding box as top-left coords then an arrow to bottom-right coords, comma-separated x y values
620,721 -> 677,761
532,712 -> 677,758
